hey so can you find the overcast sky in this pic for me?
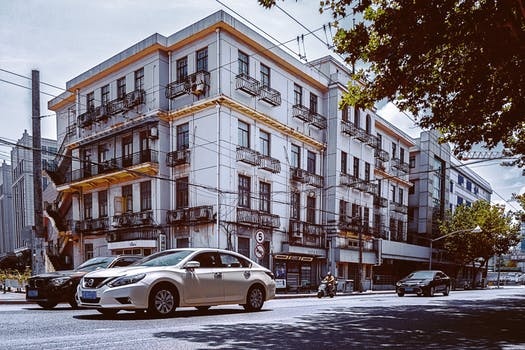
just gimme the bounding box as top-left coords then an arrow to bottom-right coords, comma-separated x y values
0,0 -> 523,211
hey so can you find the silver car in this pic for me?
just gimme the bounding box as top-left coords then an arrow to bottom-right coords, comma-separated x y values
77,248 -> 276,317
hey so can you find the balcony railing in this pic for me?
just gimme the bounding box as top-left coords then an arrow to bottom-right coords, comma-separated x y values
391,158 -> 409,173
258,85 -> 281,106
391,202 -> 408,214
235,73 -> 260,96
166,149 -> 190,167
166,205 -> 214,225
373,195 -> 388,208
166,79 -> 191,99
259,154 -> 281,173
236,147 -> 282,173
111,210 -> 154,228
288,220 -> 324,247
340,173 -> 359,187
341,120 -> 359,137
310,111 -> 327,129
73,217 -> 110,233
237,207 -> 280,228
106,227 -> 159,243
67,150 -> 158,183
290,167 -> 324,188
374,149 -> 390,162
338,216 -> 361,232
166,70 -> 210,99
292,104 -> 312,123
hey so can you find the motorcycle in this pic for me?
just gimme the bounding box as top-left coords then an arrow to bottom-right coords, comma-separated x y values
317,280 -> 337,298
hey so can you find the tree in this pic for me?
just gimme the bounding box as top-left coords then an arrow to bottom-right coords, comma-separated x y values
440,200 -> 520,286
258,0 -> 525,166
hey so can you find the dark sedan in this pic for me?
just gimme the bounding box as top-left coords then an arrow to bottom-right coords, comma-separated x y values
26,255 -> 141,309
396,270 -> 451,297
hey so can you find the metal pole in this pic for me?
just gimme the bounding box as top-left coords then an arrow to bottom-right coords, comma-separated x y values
429,239 -> 433,270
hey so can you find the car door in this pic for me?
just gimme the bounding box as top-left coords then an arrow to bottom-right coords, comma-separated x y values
434,272 -> 446,292
218,252 -> 250,303
182,251 -> 223,305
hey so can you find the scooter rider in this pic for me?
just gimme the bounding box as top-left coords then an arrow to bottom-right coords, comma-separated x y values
323,271 -> 336,292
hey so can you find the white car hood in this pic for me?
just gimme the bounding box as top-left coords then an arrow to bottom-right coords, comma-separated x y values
83,265 -> 174,278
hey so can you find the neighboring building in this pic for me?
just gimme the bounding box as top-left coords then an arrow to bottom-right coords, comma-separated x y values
10,130 -> 57,251
46,10 -> 493,290
0,160 -> 14,254
448,157 -> 492,211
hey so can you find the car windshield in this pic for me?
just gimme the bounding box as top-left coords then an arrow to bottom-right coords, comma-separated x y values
409,271 -> 436,279
75,257 -> 114,272
134,250 -> 195,267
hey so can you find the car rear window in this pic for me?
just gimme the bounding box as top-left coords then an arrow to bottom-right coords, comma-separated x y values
76,257 -> 114,272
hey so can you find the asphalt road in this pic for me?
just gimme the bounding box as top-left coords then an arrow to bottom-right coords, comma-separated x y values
2,287 -> 525,349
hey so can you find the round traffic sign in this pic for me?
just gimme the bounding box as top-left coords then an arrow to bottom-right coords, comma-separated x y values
254,244 -> 265,259
255,230 -> 265,244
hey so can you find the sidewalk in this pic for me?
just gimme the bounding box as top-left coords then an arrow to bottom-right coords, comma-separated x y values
0,289 -> 395,305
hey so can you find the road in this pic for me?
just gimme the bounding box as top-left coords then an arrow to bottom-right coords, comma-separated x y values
2,287 -> 525,349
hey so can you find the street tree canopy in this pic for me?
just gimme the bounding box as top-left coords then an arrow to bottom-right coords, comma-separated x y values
258,0 -> 525,166
440,200 -> 520,283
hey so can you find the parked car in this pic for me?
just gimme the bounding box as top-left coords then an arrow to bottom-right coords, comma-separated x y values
77,248 -> 276,317
396,270 -> 451,297
26,255 -> 141,309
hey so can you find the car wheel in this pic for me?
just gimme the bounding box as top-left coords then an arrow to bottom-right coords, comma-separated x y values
148,284 -> 177,317
69,292 -> 79,309
397,292 -> 404,297
37,301 -> 58,309
97,309 -> 119,317
243,285 -> 265,312
443,285 -> 450,296
196,306 -> 211,312
425,286 -> 435,297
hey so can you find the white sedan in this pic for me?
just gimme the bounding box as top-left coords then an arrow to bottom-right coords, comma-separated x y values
77,248 -> 276,317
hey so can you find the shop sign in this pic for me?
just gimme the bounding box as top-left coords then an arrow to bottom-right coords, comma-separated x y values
274,254 -> 314,262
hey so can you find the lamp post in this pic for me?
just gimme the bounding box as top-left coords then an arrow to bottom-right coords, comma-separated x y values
429,225 -> 482,270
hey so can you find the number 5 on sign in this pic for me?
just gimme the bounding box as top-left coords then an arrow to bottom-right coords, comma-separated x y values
255,230 -> 265,244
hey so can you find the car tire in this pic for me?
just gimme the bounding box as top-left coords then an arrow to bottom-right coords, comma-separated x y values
148,284 -> 178,317
37,301 -> 58,309
97,309 -> 119,317
425,286 -> 435,297
397,292 -> 404,297
243,285 -> 265,312
69,292 -> 79,309
443,285 -> 450,296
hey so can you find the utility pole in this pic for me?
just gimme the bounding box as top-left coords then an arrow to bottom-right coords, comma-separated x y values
32,69 -> 45,275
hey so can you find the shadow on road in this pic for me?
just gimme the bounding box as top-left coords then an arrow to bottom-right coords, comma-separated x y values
151,296 -> 525,349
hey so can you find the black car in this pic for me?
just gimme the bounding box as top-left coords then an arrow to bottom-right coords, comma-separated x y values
396,270 -> 451,297
26,255 -> 141,309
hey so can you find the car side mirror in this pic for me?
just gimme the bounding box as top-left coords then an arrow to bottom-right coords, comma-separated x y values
184,261 -> 200,270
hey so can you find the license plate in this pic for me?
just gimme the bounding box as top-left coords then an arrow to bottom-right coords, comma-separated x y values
82,290 -> 97,300
27,290 -> 38,298
404,287 -> 413,292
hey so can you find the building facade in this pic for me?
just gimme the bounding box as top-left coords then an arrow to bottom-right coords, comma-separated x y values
46,11 -> 493,290
0,160 -> 14,254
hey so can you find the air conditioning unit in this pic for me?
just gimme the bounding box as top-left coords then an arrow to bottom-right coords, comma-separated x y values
168,210 -> 186,223
149,126 -> 158,139
191,72 -> 206,95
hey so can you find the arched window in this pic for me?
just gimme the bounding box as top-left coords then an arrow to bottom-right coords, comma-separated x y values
366,114 -> 372,133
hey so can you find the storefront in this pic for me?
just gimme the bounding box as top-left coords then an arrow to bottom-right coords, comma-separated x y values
273,253 -> 324,292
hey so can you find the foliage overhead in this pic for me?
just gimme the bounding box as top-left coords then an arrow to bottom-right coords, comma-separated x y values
440,200 -> 520,271
258,0 -> 525,166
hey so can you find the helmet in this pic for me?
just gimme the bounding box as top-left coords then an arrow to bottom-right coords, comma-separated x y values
327,271 -> 332,276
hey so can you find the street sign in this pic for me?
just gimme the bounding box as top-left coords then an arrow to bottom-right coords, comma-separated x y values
254,244 -> 265,259
255,230 -> 265,244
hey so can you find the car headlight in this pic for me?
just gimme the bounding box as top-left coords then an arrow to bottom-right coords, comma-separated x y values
107,273 -> 146,288
396,282 -> 402,287
51,277 -> 71,287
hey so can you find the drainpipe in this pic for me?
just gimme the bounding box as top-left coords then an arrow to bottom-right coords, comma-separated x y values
216,28 -> 221,95
216,28 -> 221,249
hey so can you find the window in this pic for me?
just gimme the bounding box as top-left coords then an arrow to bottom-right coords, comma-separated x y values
341,151 -> 347,174
365,114 -> 371,133
259,181 -> 271,213
134,68 -> 144,90
339,200 -> 348,218
294,84 -> 302,106
351,203 -> 361,220
391,142 -> 397,159
98,190 -> 108,218
260,130 -> 270,156
86,92 -> 95,111
117,77 -> 126,99
391,185 -> 396,202
139,130 -> 150,162
238,237 -> 250,259
291,144 -> 301,168
466,180 -> 472,191
306,196 -> 316,224
140,181 -> 152,211
309,93 -> 318,114
122,185 -> 133,212
238,175 -> 251,208
260,64 -> 270,87
122,135 -> 133,167
353,157 -> 360,178
307,151 -> 316,173
238,120 -> 250,148
176,56 -> 188,82
353,106 -> 360,127
409,183 -> 415,195
458,174 -> 464,186
177,123 -> 189,150
196,47 -> 208,72
363,207 -> 370,228
85,243 -> 94,260
98,144 -> 108,163
398,188 -> 404,205
101,85 -> 110,106
457,196 -> 464,205
291,192 -> 300,220
409,155 -> 416,168
450,180 -> 454,193
377,133 -> 383,149
364,162 -> 371,181
238,51 -> 249,75
84,193 -> 92,219
176,177 -> 188,209
341,104 -> 349,122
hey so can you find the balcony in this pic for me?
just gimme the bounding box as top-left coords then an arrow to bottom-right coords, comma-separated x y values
166,71 -> 210,98
73,217 -> 110,233
288,220 -> 324,247
166,78 -> 191,99
340,173 -> 359,187
391,158 -> 409,173
111,210 -> 154,228
236,146 -> 260,166
106,227 -> 159,243
259,155 -> 281,173
77,107 -> 101,129
290,167 -> 324,188
374,149 -> 390,162
237,207 -> 280,229
292,104 -> 312,123
105,89 -> 145,116
235,73 -> 260,96
258,85 -> 281,106
166,205 -> 214,225
166,149 -> 190,167
391,202 -> 408,214
310,111 -> 327,129
341,120 -> 359,137
365,182 -> 378,195
375,158 -> 386,171
373,195 -> 388,208
338,216 -> 361,232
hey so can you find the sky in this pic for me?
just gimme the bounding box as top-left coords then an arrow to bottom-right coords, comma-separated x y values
0,0 -> 523,212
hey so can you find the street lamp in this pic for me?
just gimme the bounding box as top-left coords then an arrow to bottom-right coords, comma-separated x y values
429,225 -> 482,270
